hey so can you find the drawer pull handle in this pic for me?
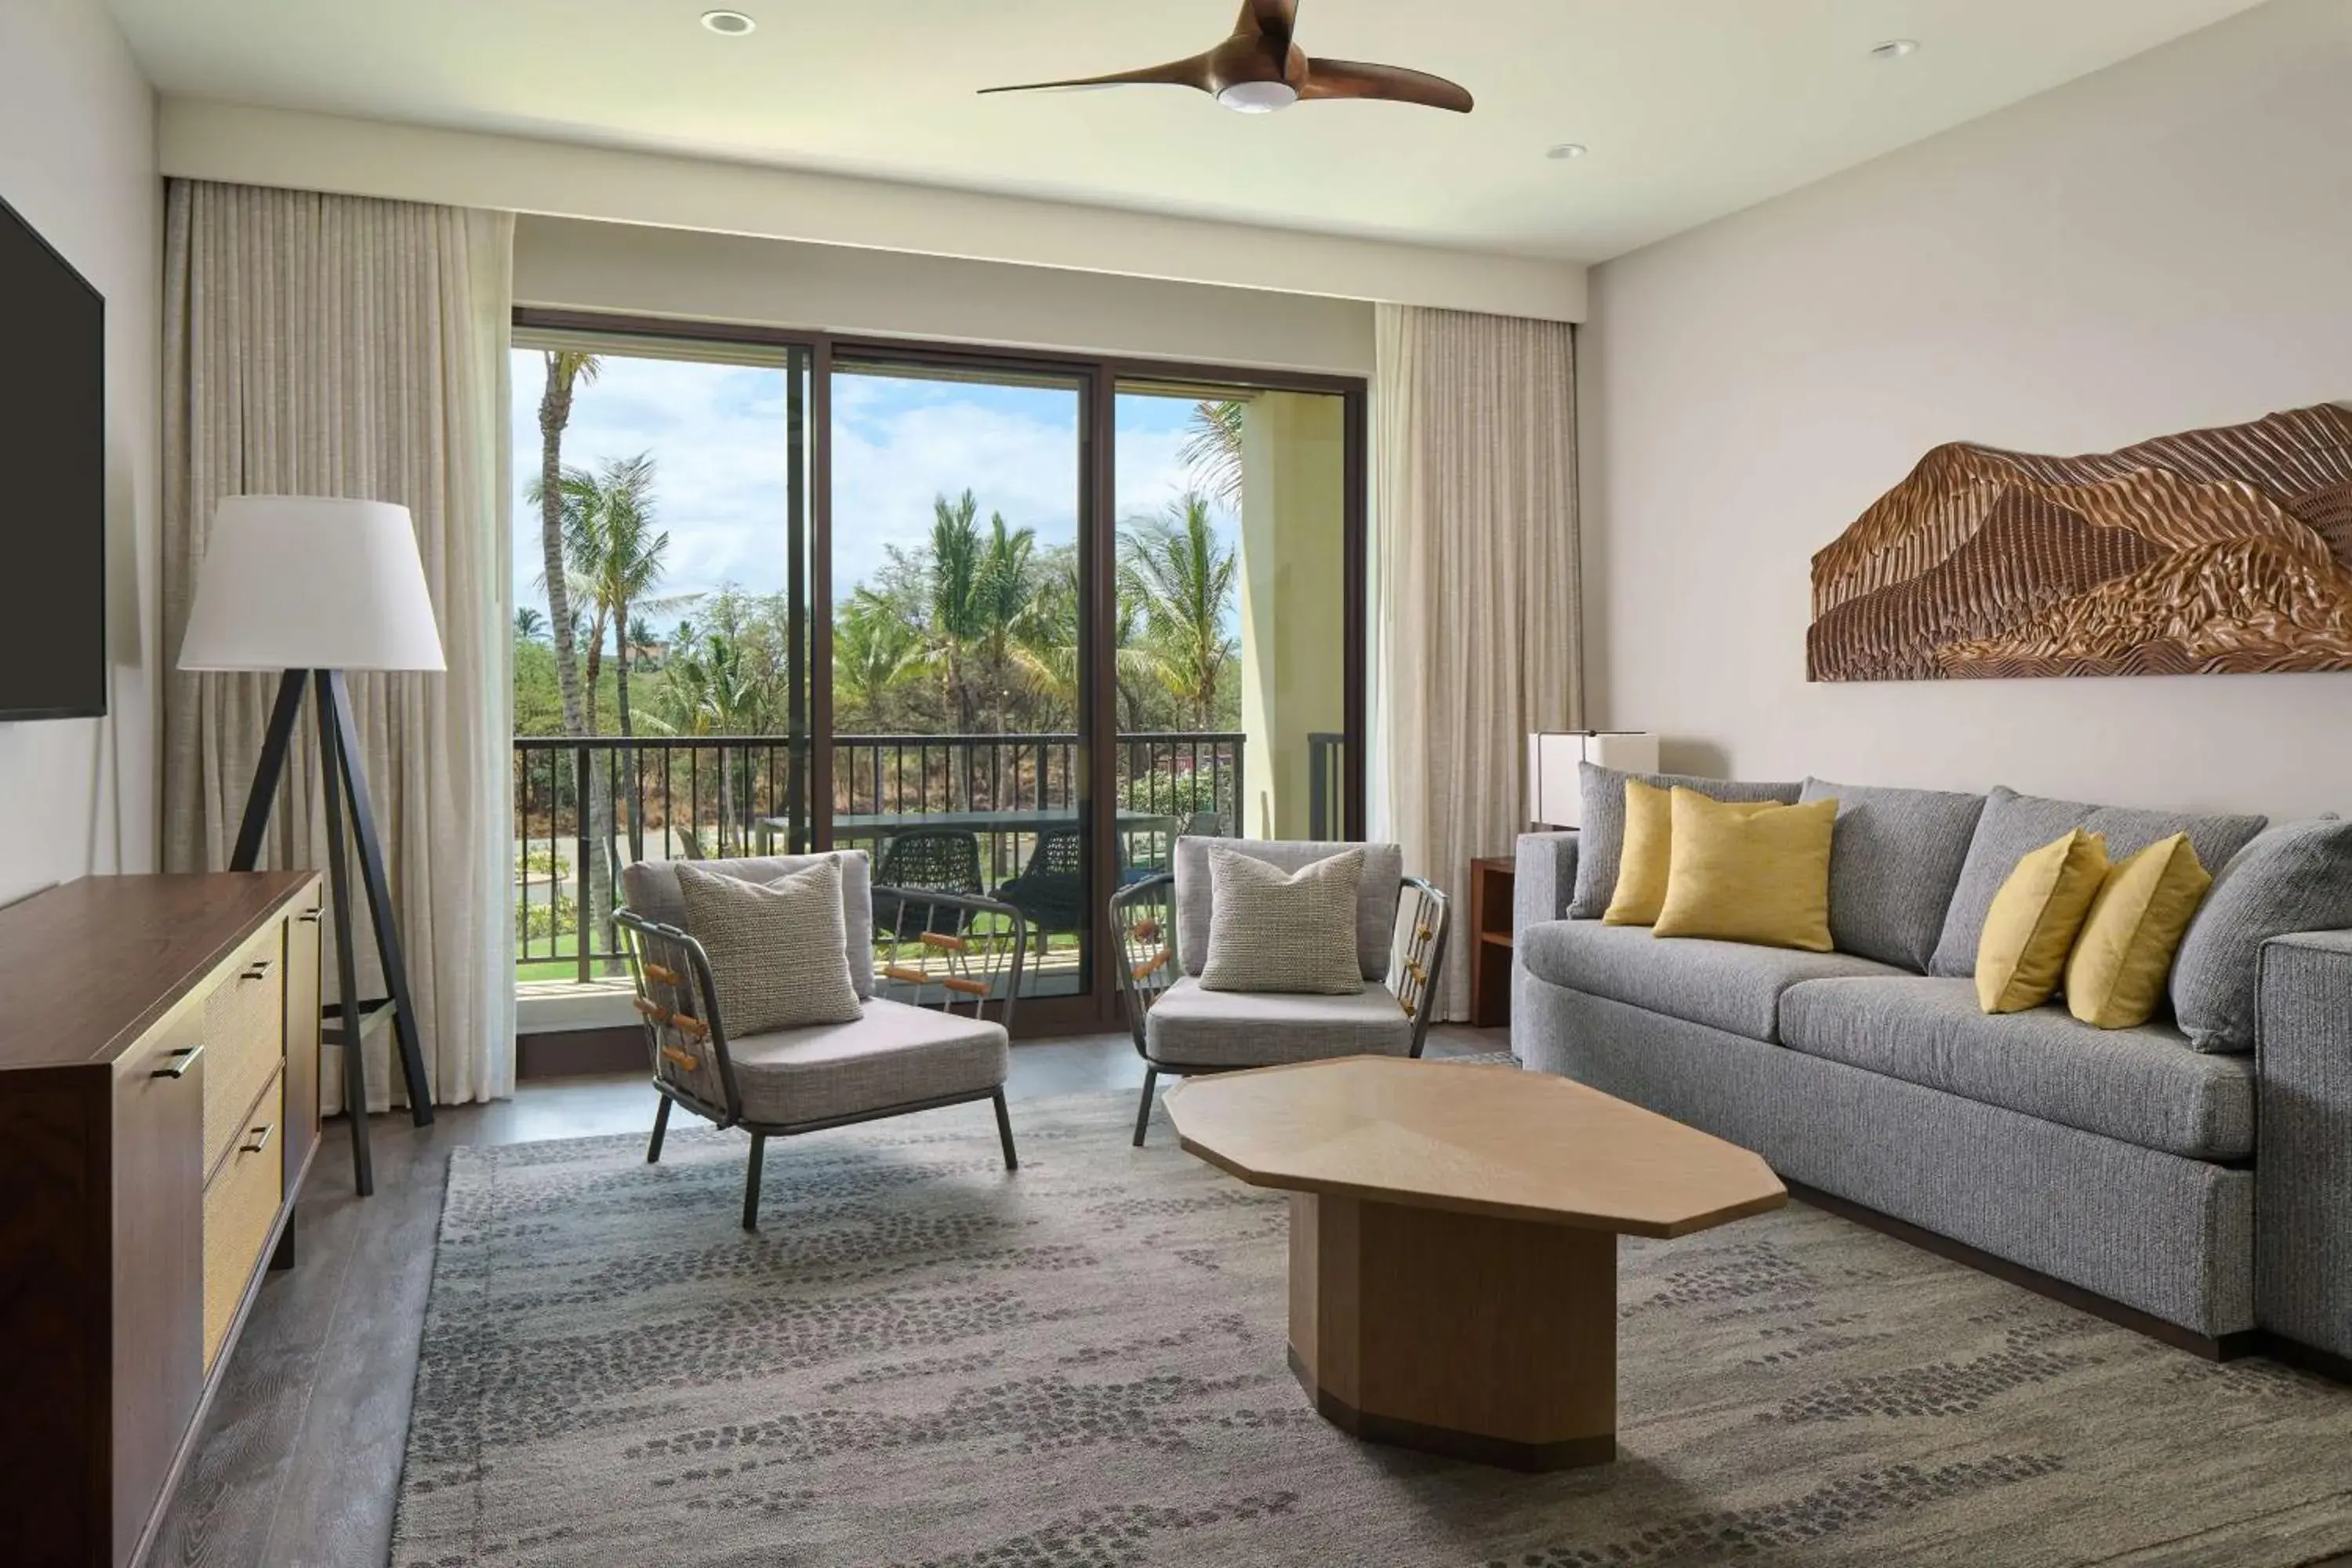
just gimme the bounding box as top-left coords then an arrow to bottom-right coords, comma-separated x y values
241,1123 -> 276,1155
243,956 -> 278,981
151,1044 -> 205,1080
298,909 -> 324,924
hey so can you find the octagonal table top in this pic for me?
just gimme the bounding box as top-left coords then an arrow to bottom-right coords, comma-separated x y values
1166,1057 -> 1785,1238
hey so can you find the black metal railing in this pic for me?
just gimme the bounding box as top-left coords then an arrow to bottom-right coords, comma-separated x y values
1308,731 -> 1349,840
514,731 -> 1244,981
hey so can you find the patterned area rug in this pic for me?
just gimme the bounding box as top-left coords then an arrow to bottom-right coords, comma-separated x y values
394,1089 -> 2352,1567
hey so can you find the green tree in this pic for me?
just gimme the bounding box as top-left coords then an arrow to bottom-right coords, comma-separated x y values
514,604 -> 546,641
834,589 -> 924,730
535,351 -> 599,737
1179,399 -> 1246,509
923,489 -> 1038,735
1119,492 -> 1240,731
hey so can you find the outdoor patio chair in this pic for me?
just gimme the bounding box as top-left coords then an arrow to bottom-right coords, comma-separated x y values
618,851 -> 1025,1229
998,826 -> 1087,956
1111,837 -> 1450,1146
873,826 -> 985,942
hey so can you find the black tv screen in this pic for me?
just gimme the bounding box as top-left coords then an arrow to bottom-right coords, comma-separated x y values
0,193 -> 106,720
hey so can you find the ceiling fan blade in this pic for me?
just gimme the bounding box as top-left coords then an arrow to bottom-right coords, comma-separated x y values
1236,0 -> 1297,49
1299,57 -> 1474,113
979,53 -> 1218,96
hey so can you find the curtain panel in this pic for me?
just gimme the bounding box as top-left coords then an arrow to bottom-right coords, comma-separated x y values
1373,305 -> 1581,1021
162,179 -> 516,1112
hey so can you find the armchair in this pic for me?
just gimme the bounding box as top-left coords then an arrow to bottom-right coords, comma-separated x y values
1111,837 -> 1450,1146
618,853 -> 1026,1229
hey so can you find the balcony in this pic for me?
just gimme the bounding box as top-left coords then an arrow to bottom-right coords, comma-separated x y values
514,731 -> 1246,994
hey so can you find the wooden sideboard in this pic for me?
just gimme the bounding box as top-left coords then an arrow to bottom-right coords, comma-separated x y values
0,872 -> 323,1568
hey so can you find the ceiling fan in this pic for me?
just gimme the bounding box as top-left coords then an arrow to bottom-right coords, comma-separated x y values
978,0 -> 1473,116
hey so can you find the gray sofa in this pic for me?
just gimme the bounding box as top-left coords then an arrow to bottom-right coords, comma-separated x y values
1512,777 -> 2352,1370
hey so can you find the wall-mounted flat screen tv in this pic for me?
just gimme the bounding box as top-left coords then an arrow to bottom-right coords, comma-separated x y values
0,192 -> 106,720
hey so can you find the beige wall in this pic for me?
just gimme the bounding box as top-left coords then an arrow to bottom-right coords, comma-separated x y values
1238,393 -> 1348,837
0,0 -> 158,905
514,216 -> 1374,375
1580,0 -> 2352,822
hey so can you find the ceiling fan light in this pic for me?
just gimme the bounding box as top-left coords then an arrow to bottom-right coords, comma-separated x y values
1217,80 -> 1298,114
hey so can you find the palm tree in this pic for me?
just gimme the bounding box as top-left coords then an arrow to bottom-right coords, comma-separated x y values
536,350 -> 600,736
1120,492 -> 1240,730
923,490 -> 1037,735
834,589 -> 924,729
646,631 -> 782,854
1180,399 -> 1246,508
514,605 -> 546,641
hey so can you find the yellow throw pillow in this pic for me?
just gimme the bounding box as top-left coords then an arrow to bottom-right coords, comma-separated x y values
1604,779 -> 1779,927
2065,833 -> 2212,1029
1975,829 -> 2109,1014
1652,789 -> 1839,951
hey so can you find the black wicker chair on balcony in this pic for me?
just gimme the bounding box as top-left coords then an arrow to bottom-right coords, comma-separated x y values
617,850 -> 1025,1229
997,826 -> 1087,959
873,826 -> 985,943
1111,837 -> 1450,1146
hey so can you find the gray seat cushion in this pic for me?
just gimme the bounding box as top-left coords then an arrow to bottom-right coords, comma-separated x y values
1517,918 -> 1904,1043
726,996 -> 1007,1127
1929,788 -> 2267,980
1174,837 -> 1403,982
1799,779 -> 1985,971
2170,817 -> 2352,1054
1567,765 -> 1802,919
1779,977 -> 2254,1161
623,852 -> 877,998
1143,975 -> 1414,1068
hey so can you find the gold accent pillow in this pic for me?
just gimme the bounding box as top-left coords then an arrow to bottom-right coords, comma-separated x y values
1605,779 -> 1780,928
1974,830 -> 2109,1014
2065,833 -> 2212,1029
1651,789 -> 1839,952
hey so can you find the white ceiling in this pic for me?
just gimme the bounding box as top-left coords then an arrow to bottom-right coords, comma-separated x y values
108,0 -> 2270,263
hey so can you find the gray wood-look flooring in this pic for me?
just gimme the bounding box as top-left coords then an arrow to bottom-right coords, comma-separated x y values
150,1027 -> 2350,1568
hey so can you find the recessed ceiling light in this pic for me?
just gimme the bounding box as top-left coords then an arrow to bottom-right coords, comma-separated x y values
1870,38 -> 1920,61
1545,143 -> 1588,162
701,9 -> 757,36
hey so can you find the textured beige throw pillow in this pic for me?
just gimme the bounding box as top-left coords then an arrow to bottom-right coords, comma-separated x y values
1200,845 -> 1367,995
673,857 -> 865,1035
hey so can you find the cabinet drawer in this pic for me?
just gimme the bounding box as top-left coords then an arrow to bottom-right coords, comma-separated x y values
202,1070 -> 284,1370
202,925 -> 286,1176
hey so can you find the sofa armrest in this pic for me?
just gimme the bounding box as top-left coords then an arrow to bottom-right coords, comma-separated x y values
2256,929 -> 2352,1363
1515,831 -> 1580,938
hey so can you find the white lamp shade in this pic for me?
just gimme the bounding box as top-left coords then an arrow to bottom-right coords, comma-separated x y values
1526,731 -> 1661,828
179,496 -> 446,673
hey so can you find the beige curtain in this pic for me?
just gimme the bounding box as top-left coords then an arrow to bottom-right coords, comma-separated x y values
1373,304 -> 1581,1021
162,180 -> 516,1112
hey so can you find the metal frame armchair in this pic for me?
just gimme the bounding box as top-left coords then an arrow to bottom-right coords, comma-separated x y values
1111,837 -> 1450,1146
617,854 -> 1026,1229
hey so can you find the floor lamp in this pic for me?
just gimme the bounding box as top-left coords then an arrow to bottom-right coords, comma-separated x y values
178,495 -> 444,1197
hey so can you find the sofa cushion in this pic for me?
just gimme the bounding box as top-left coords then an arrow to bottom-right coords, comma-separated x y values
727,996 -> 1007,1127
623,851 -> 877,999
1143,976 -> 1414,1068
1200,844 -> 1366,995
1567,764 -> 1802,919
2171,817 -> 2352,1053
1799,779 -> 1986,971
1518,918 -> 1904,1042
673,858 -> 866,1035
1779,977 -> 2253,1161
1174,837 -> 1403,982
1929,788 -> 2267,980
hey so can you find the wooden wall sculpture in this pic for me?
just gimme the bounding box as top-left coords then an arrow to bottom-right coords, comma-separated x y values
1807,404 -> 2352,681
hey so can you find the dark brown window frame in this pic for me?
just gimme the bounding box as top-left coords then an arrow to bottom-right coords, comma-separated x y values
511,305 -> 1368,1035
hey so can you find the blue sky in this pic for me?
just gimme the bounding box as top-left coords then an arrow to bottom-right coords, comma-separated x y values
507,349 -> 1234,627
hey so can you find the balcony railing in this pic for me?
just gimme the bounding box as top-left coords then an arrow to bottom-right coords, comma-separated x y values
514,731 -> 1244,982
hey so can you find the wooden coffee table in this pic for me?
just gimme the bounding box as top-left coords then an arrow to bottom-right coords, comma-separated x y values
1166,1056 -> 1785,1472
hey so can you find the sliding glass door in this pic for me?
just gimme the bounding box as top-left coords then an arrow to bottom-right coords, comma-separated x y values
510,310 -> 1363,1029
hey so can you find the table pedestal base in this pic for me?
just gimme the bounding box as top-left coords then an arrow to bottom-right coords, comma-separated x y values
1286,1192 -> 1617,1472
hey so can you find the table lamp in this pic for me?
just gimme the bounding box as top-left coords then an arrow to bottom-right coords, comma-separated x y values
1526,731 -> 1661,829
179,495 -> 443,1195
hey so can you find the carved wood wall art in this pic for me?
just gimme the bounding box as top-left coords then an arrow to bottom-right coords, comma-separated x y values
1808,405 -> 2352,681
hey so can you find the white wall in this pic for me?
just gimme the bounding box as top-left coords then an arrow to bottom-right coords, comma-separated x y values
0,0 -> 159,905
162,100 -> 1584,323
515,216 -> 1374,375
1581,0 -> 2352,822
